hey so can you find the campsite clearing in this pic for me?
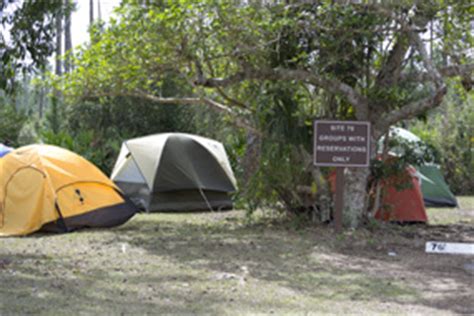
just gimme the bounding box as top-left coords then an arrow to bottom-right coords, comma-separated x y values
0,197 -> 472,315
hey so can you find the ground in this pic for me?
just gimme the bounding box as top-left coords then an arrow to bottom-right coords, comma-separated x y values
0,197 -> 472,315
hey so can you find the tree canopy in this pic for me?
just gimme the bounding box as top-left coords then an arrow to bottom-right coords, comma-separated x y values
0,0 -> 65,91
57,0 -> 473,226
62,1 -> 472,126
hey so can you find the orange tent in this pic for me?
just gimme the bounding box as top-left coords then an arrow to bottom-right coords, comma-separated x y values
374,166 -> 427,222
329,165 -> 427,223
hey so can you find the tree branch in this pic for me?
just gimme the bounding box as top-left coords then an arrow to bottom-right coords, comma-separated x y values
408,30 -> 444,88
271,68 -> 369,117
194,71 -> 246,87
375,34 -> 410,88
81,89 -> 260,135
374,2 -> 438,90
399,63 -> 474,84
214,86 -> 252,111
376,86 -> 447,130
375,30 -> 451,132
195,66 -> 370,120
136,91 -> 260,133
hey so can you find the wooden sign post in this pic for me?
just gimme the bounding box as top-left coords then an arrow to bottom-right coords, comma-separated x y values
313,120 -> 371,233
333,167 -> 345,232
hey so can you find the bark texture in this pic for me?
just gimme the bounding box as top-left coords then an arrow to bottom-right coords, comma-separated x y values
89,0 -> 94,26
55,13 -> 62,76
343,167 -> 370,228
64,0 -> 72,73
242,131 -> 262,186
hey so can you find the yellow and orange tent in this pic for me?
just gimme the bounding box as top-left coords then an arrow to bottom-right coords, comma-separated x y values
0,144 -> 136,236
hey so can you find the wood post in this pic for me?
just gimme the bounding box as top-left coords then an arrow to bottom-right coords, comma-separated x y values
334,167 -> 344,233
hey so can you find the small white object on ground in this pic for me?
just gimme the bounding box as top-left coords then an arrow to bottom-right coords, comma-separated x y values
425,241 -> 474,255
388,251 -> 397,256
121,243 -> 127,253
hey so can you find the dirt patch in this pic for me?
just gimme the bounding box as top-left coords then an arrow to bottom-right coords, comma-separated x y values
0,198 -> 472,315
322,222 -> 474,314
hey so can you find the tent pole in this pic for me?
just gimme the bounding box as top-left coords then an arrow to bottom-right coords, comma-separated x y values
198,187 -> 214,212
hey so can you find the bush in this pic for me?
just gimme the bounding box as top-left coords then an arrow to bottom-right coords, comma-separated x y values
39,96 -> 226,174
410,80 -> 473,195
0,103 -> 26,146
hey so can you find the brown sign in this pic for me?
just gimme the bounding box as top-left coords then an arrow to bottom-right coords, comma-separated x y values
313,120 -> 370,167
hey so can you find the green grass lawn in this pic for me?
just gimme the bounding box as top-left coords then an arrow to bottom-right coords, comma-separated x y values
0,197 -> 472,315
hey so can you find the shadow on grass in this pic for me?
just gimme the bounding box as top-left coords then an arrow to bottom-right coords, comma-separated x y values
114,214 -> 473,314
1,210 -> 472,314
0,252 -> 227,314
116,217 -> 416,303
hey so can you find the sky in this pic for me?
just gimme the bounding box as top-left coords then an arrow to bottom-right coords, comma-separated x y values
71,0 -> 121,47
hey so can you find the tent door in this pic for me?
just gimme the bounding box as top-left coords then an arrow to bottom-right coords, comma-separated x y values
56,182 -> 124,218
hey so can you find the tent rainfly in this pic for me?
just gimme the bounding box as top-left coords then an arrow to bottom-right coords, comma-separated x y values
380,127 -> 457,207
416,165 -> 457,207
374,166 -> 428,223
111,133 -> 237,212
0,145 -> 137,236
329,164 -> 428,223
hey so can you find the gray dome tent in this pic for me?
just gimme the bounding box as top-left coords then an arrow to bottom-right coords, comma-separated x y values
111,133 -> 237,212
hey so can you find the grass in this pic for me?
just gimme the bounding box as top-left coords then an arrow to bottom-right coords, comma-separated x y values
427,196 -> 474,225
0,197 -> 473,315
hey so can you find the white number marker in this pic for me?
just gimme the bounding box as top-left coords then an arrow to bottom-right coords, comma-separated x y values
426,241 -> 474,255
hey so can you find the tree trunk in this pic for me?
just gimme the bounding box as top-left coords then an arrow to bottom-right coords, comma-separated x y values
97,0 -> 102,21
52,9 -> 63,134
312,167 -> 331,222
89,0 -> 94,26
429,20 -> 433,59
55,12 -> 63,76
343,167 -> 370,227
38,89 -> 44,118
242,131 -> 262,185
64,0 -> 72,73
372,131 -> 390,216
342,132 -> 378,228
38,72 -> 45,118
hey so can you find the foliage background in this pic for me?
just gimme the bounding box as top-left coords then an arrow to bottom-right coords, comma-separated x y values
0,1 -> 472,222
410,80 -> 474,195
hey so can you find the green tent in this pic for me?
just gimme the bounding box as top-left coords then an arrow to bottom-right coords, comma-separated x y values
416,165 -> 457,207
381,127 -> 458,208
